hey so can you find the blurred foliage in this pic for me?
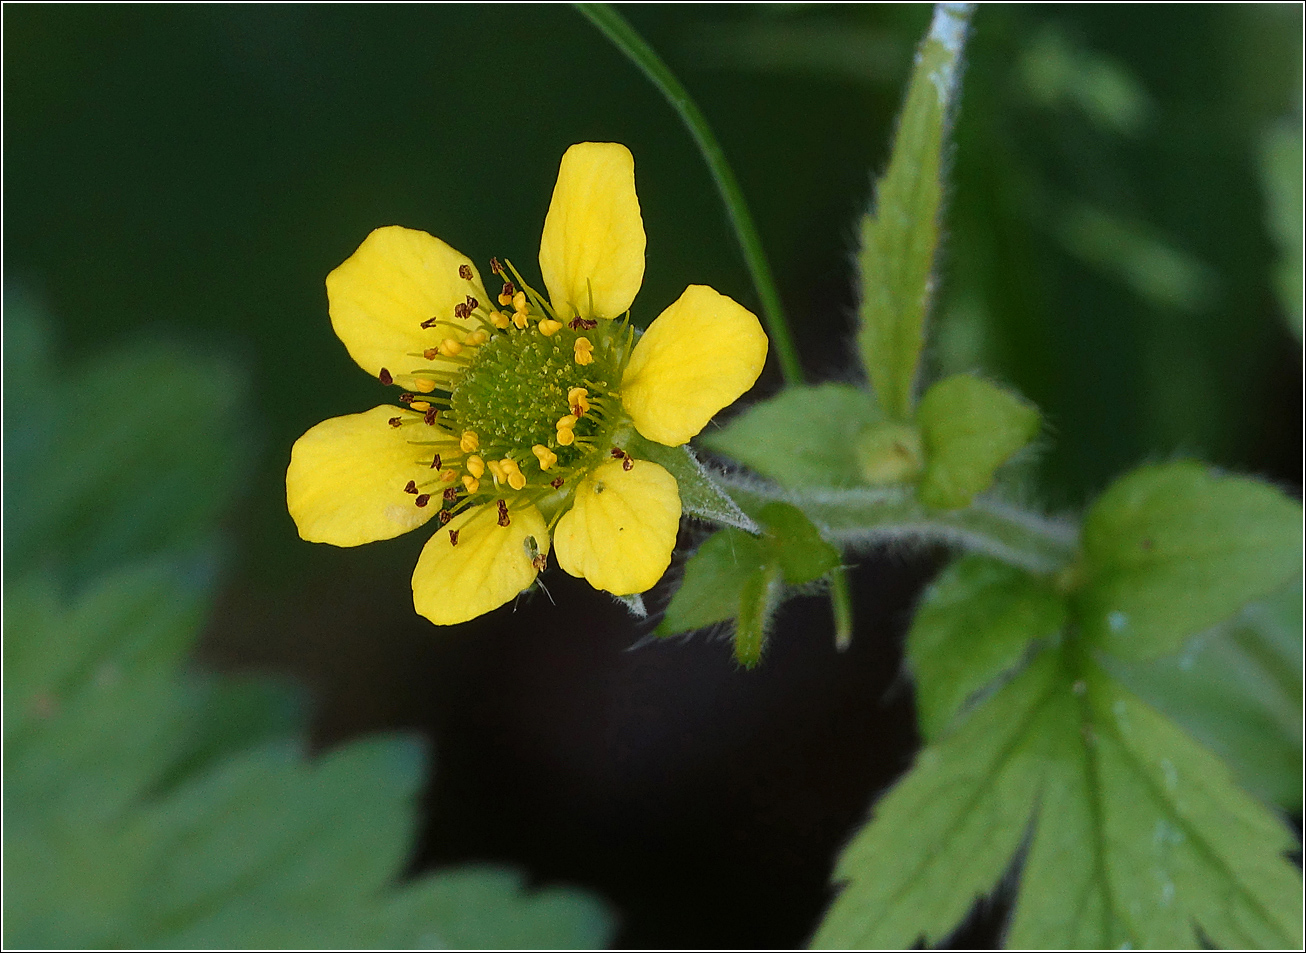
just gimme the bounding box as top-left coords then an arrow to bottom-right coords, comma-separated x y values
2,293 -> 613,949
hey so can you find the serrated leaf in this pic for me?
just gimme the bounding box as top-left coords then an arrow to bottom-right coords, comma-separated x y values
623,433 -> 757,531
656,528 -> 766,637
855,3 -> 974,419
1106,579 -> 1303,809
812,652 -> 1061,948
1008,665 -> 1303,949
916,373 -> 1040,510
907,555 -> 1067,741
376,867 -> 617,950
700,383 -> 880,488
757,501 -> 841,585
1079,461 -> 1303,660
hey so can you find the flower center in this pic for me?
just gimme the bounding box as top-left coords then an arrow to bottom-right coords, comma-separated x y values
451,323 -> 610,465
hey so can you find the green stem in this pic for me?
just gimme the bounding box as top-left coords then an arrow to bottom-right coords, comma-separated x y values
828,564 -> 855,652
573,2 -> 805,385
720,476 -> 1079,576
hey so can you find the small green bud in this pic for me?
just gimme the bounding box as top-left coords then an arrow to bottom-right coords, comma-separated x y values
856,421 -> 924,484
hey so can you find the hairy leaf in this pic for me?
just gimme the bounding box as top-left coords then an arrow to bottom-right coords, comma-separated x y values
700,382 -> 880,488
624,434 -> 757,531
907,555 -> 1067,741
855,3 -> 974,418
1079,462 -> 1302,660
916,373 -> 1040,509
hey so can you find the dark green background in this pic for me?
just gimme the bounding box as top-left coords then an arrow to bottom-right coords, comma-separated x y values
6,4 -> 1300,947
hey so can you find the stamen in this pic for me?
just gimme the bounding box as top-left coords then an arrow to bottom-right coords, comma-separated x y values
439,509 -> 453,525
490,258 -> 504,276
379,368 -> 394,386
460,431 -> 480,453
568,317 -> 597,331
466,454 -> 485,479
487,459 -> 507,484
462,475 -> 480,494
465,295 -> 479,311
430,453 -> 443,470
411,400 -> 431,412
492,310 -> 512,329
550,477 -> 565,489
404,480 -> 419,494
439,338 -> 463,357
459,264 -> 473,280
568,387 -> 590,417
556,427 -> 575,447
532,444 -> 558,470
415,494 -> 431,507
512,310 -> 529,330
512,292 -> 528,312
556,414 -> 578,430
424,407 -> 440,425
413,379 -> 437,393
538,318 -> 563,336
498,282 -> 515,306
497,499 -> 511,527
389,417 -> 403,428
465,329 -> 489,346
449,529 -> 460,546
453,302 -> 470,320
574,337 -> 594,366
610,447 -> 625,459
443,486 -> 459,502
622,455 -> 634,471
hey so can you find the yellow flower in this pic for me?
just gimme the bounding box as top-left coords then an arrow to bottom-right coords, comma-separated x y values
286,142 -> 769,625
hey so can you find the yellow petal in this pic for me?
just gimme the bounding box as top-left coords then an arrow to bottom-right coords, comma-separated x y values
554,459 -> 681,595
621,284 -> 769,446
326,225 -> 487,378
411,502 -> 548,625
286,405 -> 437,546
538,142 -> 646,321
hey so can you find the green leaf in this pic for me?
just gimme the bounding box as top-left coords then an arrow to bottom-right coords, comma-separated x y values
1107,579 -> 1303,809
657,528 -> 766,637
756,501 -> 841,585
375,867 -> 616,950
916,373 -> 1040,510
812,652 -> 1061,948
699,382 -> 880,488
907,555 -> 1067,741
1079,462 -> 1303,660
1260,120 -> 1304,341
3,322 -> 254,579
1008,664 -> 1303,949
623,434 -> 758,532
855,3 -> 974,419
735,563 -> 780,669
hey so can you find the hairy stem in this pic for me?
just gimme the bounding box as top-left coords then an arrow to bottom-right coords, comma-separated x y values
720,475 -> 1079,576
573,2 -> 805,386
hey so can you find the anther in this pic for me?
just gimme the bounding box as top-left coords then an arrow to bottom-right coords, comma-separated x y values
459,264 -> 473,280
497,499 -> 511,527
622,456 -> 634,471
399,393 -> 415,404
462,475 -> 480,494
449,529 -> 460,546
439,338 -> 463,357
512,310 -> 529,330
550,477 -> 565,489
430,453 -> 442,470
574,337 -> 594,365
460,431 -> 480,452
410,400 -> 431,412
379,368 -> 394,386
492,311 -> 511,329
490,258 -> 503,275
413,379 -> 437,393
465,295 -> 478,311
487,459 -> 507,484
389,417 -> 403,428
610,447 -> 625,459
465,329 -> 489,346
512,291 -> 528,312
532,444 -> 558,471
423,347 -> 440,360
404,480 -> 419,494
556,427 -> 575,447
538,319 -> 563,336
421,317 -> 440,328
453,303 -> 470,320
443,486 -> 458,502
439,510 -> 453,525
415,494 -> 431,507
466,454 -> 485,479
424,407 -> 439,425
568,387 -> 590,417
498,282 -> 515,306
569,317 -> 597,330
